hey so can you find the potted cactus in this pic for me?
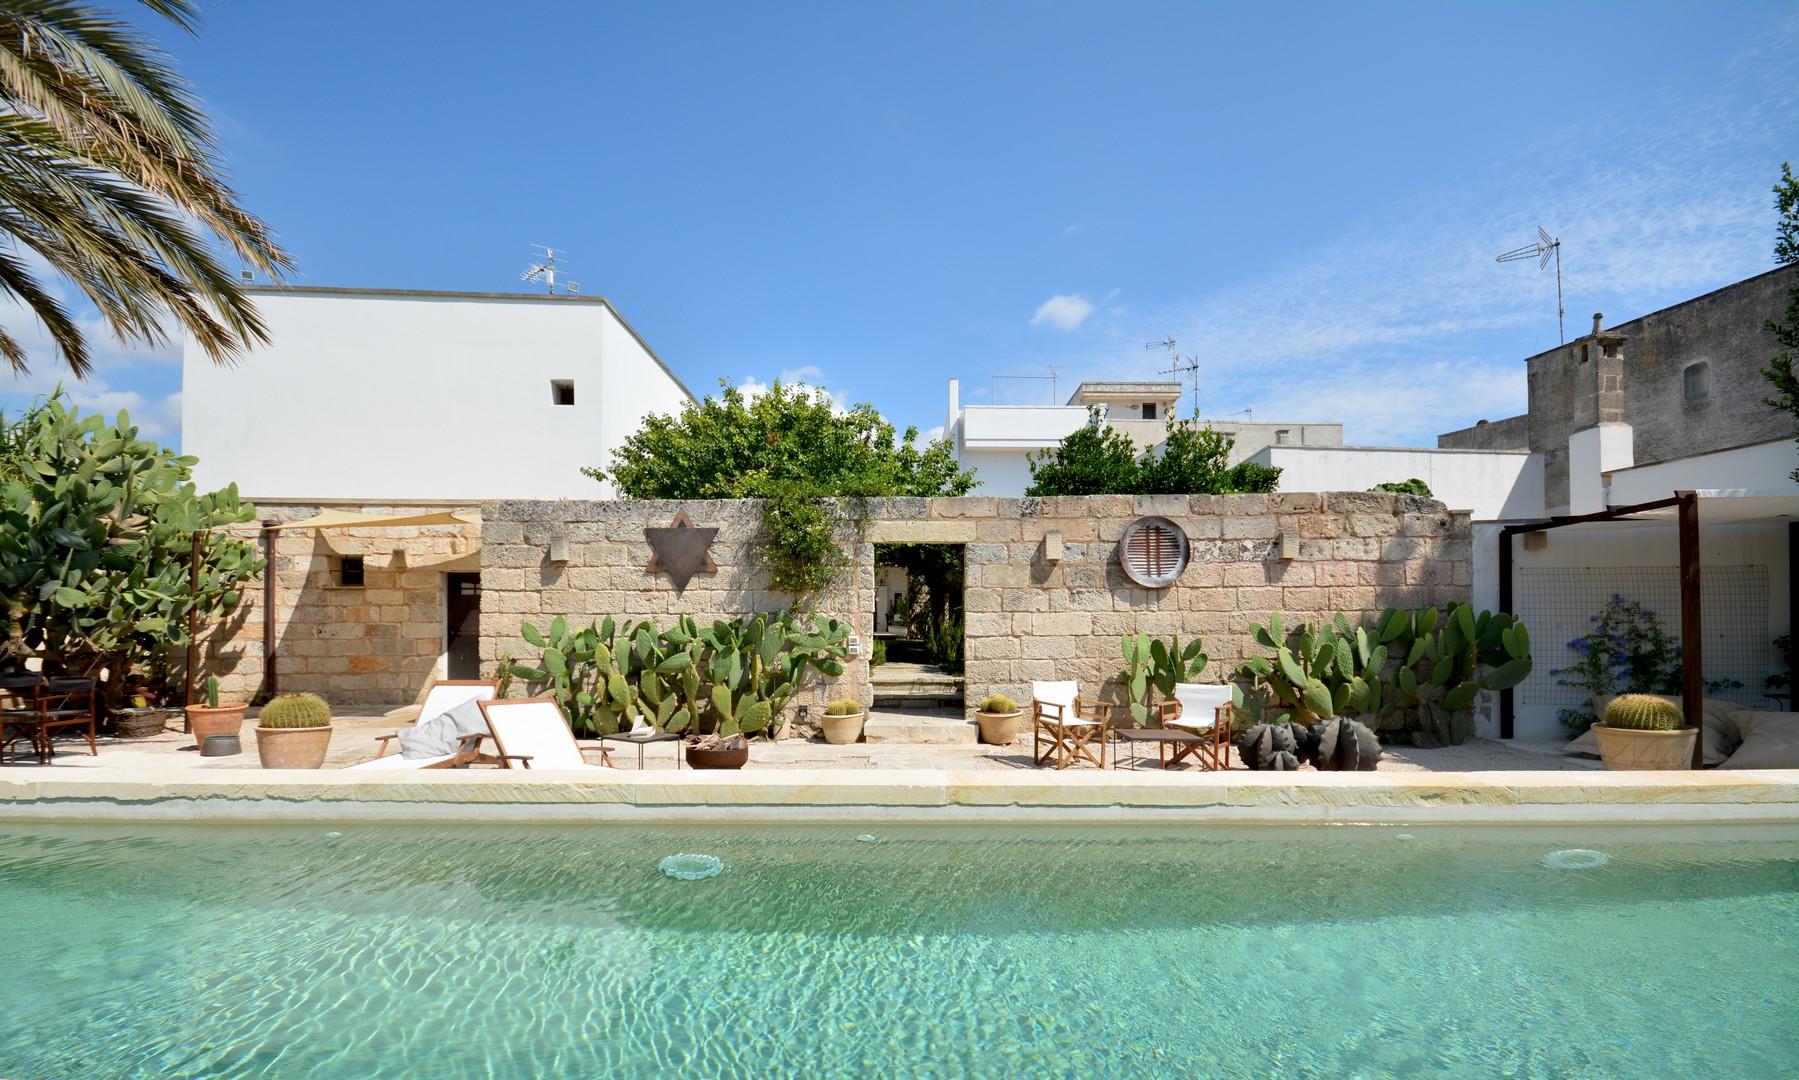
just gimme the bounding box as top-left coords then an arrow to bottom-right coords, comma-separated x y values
1591,694 -> 1697,770
820,699 -> 865,744
975,692 -> 1021,745
254,692 -> 334,768
185,675 -> 248,749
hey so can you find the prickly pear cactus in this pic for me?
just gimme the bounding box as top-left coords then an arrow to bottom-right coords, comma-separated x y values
1310,717 -> 1381,771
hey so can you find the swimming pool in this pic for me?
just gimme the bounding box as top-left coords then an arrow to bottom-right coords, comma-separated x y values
2,823 -> 1795,1077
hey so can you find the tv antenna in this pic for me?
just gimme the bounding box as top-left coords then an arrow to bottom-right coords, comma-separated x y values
1147,336 -> 1200,417
521,244 -> 581,295
1495,226 -> 1564,343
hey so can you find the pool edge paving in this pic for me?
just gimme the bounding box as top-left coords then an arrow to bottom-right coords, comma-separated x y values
2,767 -> 1798,824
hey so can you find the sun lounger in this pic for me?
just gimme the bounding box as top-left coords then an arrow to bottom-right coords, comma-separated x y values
347,679 -> 498,770
474,697 -> 617,770
1031,680 -> 1111,769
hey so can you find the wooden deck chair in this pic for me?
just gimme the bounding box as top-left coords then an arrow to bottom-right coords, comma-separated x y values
475,697 -> 617,770
1160,683 -> 1234,770
1031,680 -> 1111,769
351,679 -> 499,770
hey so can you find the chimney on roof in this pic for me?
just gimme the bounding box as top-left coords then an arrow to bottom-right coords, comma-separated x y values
1591,313 -> 1604,336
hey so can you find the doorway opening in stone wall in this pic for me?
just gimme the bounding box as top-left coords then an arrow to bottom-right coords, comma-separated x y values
870,543 -> 969,743
444,572 -> 481,679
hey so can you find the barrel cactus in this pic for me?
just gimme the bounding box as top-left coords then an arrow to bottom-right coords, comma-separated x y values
1310,716 -> 1381,771
258,693 -> 332,729
1603,694 -> 1685,731
824,699 -> 862,716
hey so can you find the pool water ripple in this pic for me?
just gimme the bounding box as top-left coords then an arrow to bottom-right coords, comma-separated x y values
1,823 -> 1796,1078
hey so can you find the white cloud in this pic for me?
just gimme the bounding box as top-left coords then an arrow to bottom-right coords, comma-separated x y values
915,424 -> 945,445
1029,293 -> 1095,332
778,365 -> 823,383
736,372 -> 849,414
994,26 -> 1797,446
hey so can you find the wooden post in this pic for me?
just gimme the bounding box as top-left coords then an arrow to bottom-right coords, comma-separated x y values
1498,526 -> 1515,739
1677,491 -> 1703,769
184,530 -> 201,707
262,520 -> 280,700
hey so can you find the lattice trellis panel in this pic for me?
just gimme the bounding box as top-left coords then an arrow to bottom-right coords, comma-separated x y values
1514,565 -> 1771,710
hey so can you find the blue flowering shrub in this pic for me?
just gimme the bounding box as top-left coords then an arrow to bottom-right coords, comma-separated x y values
1552,595 -> 1741,735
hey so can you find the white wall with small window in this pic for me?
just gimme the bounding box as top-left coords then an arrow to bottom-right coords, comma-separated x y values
183,287 -> 694,500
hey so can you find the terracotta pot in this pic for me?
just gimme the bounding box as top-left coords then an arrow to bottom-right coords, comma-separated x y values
255,724 -> 333,769
1592,724 -> 1698,770
686,743 -> 749,770
186,704 -> 247,749
820,711 -> 865,745
976,710 -> 1021,746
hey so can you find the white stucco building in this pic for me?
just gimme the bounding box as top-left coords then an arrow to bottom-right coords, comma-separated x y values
945,378 -> 1343,496
183,286 -> 694,500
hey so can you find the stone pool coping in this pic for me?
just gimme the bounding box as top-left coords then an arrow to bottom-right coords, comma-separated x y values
3,767 -> 1798,824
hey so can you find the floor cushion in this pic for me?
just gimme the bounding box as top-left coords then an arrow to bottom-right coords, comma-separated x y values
1718,711 -> 1799,769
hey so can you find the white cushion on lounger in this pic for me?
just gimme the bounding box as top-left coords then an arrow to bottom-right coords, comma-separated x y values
1719,711 -> 1799,769
1169,684 -> 1232,732
481,699 -> 611,770
347,751 -> 458,770
418,682 -> 498,724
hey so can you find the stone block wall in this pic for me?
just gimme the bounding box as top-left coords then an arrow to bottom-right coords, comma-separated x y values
477,492 -> 1471,721
199,502 -> 480,708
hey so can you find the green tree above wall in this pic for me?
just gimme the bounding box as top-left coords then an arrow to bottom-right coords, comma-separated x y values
585,380 -> 976,600
1758,162 -> 1799,482
0,392 -> 263,708
1025,410 -> 1282,497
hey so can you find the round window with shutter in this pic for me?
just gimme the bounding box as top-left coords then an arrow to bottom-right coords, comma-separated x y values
1116,516 -> 1190,589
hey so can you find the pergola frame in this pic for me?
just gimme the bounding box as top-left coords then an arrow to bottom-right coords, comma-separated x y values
1496,491 -> 1706,768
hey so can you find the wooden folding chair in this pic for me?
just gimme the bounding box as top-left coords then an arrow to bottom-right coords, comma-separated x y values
1158,698 -> 1232,771
1031,680 -> 1111,769
4,677 -> 98,763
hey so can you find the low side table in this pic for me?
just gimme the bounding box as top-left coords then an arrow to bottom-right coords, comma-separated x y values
1111,727 -> 1208,771
599,729 -> 684,770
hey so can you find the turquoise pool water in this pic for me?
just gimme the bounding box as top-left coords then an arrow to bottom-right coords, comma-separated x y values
2,823 -> 1796,1078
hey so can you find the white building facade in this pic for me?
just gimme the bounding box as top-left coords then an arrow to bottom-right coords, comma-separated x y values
183,286 -> 694,501
946,378 -> 1343,497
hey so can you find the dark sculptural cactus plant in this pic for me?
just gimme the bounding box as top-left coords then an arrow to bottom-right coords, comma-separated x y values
1236,721 -> 1317,771
1310,716 -> 1380,770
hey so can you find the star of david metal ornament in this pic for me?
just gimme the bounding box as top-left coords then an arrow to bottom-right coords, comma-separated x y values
644,509 -> 718,591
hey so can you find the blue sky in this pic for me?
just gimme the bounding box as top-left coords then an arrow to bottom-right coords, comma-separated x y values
3,1 -> 1797,449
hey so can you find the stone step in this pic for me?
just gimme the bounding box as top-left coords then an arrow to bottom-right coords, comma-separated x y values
862,711 -> 979,744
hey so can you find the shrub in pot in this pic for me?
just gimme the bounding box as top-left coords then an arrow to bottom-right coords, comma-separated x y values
186,676 -> 247,749
976,693 -> 1021,745
255,692 -> 334,769
820,699 -> 865,744
1592,694 -> 1696,770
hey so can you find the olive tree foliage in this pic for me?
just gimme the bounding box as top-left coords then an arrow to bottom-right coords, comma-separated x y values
585,380 -> 975,600
1026,409 -> 1282,496
1759,162 -> 1799,482
0,392 -> 262,706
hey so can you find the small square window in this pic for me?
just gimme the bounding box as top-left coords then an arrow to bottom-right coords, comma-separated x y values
1275,429 -> 1291,445
1683,362 -> 1710,401
550,379 -> 575,406
336,556 -> 364,587
1141,402 -> 1157,420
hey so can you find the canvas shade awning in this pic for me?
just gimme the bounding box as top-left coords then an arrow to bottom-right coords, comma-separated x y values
263,509 -> 481,530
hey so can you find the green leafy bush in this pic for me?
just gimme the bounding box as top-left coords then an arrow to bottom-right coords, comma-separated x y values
0,393 -> 263,710
870,637 -> 887,666
1026,409 -> 1281,496
258,693 -> 331,729
1370,478 -> 1432,497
